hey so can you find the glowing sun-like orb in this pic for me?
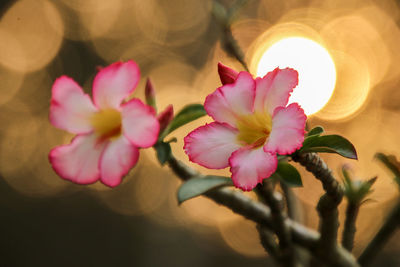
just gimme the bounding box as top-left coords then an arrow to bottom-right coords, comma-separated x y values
256,37 -> 336,116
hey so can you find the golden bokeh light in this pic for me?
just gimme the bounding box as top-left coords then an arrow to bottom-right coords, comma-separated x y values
314,51 -> 370,120
0,67 -> 25,107
218,217 -> 266,258
181,196 -> 238,227
94,159 -> 170,216
59,0 -> 122,40
0,114 -> 70,197
133,0 -> 211,46
255,37 -> 336,116
0,0 -> 64,73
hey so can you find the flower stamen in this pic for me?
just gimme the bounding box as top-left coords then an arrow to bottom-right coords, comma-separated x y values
91,109 -> 122,140
236,112 -> 272,148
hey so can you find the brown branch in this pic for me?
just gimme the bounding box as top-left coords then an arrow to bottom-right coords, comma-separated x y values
342,203 -> 360,251
292,152 -> 347,265
256,181 -> 298,267
166,154 -> 359,267
257,225 -> 281,263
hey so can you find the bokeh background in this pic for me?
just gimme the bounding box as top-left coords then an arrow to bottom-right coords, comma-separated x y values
1,0 -> 400,266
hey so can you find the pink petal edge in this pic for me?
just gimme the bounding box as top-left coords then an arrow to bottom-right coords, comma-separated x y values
49,76 -> 98,134
99,135 -> 139,188
92,60 -> 140,109
254,67 -> 298,114
229,146 -> 278,191
264,103 -> 307,155
121,98 -> 160,148
204,71 -> 255,127
49,134 -> 106,185
184,122 -> 241,169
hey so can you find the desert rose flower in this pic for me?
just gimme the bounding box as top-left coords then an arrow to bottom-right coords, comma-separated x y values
184,63 -> 306,191
49,61 -> 160,187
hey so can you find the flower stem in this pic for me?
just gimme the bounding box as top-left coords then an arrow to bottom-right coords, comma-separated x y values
221,27 -> 249,71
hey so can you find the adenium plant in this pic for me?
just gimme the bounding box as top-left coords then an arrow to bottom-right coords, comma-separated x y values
46,3 -> 400,266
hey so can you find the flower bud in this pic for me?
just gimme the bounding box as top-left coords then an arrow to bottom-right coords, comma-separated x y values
218,62 -> 239,85
157,104 -> 174,133
145,78 -> 157,112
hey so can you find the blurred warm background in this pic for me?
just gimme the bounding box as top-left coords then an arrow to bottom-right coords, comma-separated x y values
1,0 -> 400,266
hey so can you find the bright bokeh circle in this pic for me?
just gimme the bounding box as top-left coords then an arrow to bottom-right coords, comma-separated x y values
256,37 -> 336,116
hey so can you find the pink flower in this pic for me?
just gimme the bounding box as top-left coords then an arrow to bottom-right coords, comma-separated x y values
49,61 -> 160,187
184,63 -> 306,191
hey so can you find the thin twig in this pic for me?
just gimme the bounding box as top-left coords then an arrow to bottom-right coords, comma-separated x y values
358,203 -> 400,266
280,181 -> 302,222
342,203 -> 360,251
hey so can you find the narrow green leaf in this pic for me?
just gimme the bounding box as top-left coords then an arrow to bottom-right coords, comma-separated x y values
307,126 -> 324,137
375,153 -> 400,187
159,104 -> 207,140
341,165 -> 353,193
154,142 -> 171,165
300,135 -> 357,159
375,153 -> 400,177
272,162 -> 303,187
177,176 -> 233,204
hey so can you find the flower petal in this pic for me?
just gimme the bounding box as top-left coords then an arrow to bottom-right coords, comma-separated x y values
121,98 -> 159,148
218,62 -> 239,85
264,103 -> 306,155
49,76 -> 97,134
184,122 -> 241,169
92,60 -> 140,109
254,68 -> 298,114
99,135 -> 139,187
49,134 -> 106,185
204,71 -> 255,127
229,147 -> 277,191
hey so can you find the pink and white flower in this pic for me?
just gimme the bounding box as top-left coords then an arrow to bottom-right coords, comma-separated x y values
49,61 -> 160,187
184,63 -> 307,191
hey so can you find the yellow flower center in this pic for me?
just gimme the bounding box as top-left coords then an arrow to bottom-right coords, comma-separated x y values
236,112 -> 272,148
91,109 -> 122,140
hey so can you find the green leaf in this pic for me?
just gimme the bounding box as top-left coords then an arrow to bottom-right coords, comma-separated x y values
272,161 -> 303,187
159,104 -> 207,140
154,142 -> 171,165
342,171 -> 377,205
300,135 -> 357,159
307,126 -> 324,137
177,176 -> 233,204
